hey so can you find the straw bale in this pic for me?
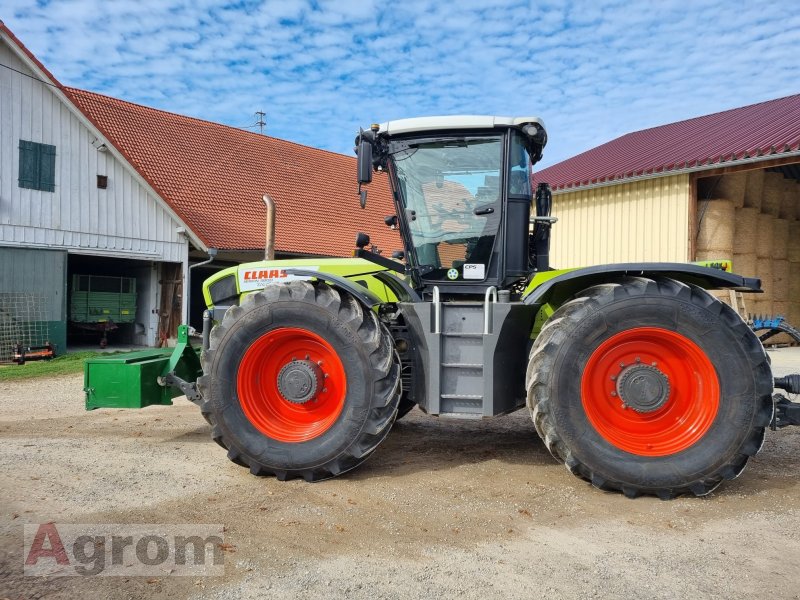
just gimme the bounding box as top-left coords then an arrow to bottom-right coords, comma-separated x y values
772,259 -> 790,302
789,233 -> 800,263
778,179 -> 797,220
732,252 -> 757,277
734,207 -> 759,252
790,304 -> 800,331
749,298 -> 773,318
696,199 -> 734,254
773,219 -> 789,260
789,266 -> 800,300
718,172 -> 747,208
743,170 -> 764,210
756,214 -> 774,258
761,172 -> 783,217
756,257 -> 773,300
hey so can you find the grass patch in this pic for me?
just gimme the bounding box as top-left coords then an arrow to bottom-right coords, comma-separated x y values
0,351 -> 126,382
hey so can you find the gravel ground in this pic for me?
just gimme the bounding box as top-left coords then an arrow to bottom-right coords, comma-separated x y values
1,348 -> 798,599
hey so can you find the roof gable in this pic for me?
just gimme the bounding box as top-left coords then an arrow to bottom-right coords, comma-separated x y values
0,21 -> 207,251
537,94 -> 800,191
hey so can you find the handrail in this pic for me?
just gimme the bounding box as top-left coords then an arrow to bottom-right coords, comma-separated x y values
484,286 -> 498,334
433,286 -> 441,334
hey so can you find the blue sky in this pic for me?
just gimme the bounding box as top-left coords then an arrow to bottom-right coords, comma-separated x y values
3,0 -> 798,169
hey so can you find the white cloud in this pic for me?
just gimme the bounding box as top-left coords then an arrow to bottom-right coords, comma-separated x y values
2,0 -> 798,168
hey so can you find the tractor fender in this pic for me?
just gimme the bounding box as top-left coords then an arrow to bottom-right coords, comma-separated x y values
523,262 -> 762,307
278,268 -> 384,308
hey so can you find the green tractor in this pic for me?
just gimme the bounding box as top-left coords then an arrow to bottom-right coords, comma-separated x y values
87,116 -> 800,498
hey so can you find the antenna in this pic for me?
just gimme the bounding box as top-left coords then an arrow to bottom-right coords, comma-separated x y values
255,111 -> 266,135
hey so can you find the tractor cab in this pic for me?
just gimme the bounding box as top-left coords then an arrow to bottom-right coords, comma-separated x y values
356,116 -> 549,296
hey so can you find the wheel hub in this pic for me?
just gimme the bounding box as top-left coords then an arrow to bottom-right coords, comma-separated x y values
277,359 -> 323,404
616,364 -> 671,413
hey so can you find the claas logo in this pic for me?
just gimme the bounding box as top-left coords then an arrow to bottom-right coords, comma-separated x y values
242,269 -> 288,281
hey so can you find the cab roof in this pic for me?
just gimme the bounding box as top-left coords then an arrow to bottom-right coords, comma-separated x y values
375,115 -> 546,137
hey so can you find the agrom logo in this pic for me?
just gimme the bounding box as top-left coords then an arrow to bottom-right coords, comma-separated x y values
24,523 -> 225,577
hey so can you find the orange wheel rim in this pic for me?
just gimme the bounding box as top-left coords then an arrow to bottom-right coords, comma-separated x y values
581,327 -> 720,456
237,327 -> 346,443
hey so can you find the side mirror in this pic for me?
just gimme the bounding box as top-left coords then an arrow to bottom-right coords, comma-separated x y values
357,140 -> 373,185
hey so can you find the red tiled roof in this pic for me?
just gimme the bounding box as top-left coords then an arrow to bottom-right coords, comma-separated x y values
537,94 -> 800,191
65,87 -> 399,255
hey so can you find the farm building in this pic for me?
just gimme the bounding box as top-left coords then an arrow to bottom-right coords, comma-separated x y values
536,95 -> 800,327
0,23 -> 396,359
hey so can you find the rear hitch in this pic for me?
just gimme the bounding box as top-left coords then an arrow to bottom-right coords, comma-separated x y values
162,372 -> 202,405
772,395 -> 800,430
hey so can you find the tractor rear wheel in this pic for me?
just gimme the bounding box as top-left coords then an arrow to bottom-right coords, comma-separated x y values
197,281 -> 401,481
526,276 -> 773,498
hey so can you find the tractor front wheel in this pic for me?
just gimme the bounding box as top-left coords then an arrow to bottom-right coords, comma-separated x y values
526,276 -> 773,498
197,281 -> 401,481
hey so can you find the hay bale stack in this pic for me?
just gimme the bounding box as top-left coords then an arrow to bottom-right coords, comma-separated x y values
790,268 -> 800,301
761,172 -> 783,217
709,172 -> 746,208
779,179 -> 798,221
734,207 -> 759,251
756,213 -> 775,258
790,304 -> 800,334
773,259 -> 790,302
750,298 -> 773,319
732,252 -> 757,277
790,233 -> 800,263
773,219 -> 789,260
771,300 -> 794,344
696,199 -> 735,255
743,170 -> 765,210
756,257 -> 773,301
774,300 -> 790,317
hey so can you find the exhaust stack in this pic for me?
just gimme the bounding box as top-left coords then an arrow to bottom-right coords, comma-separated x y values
263,193 -> 276,260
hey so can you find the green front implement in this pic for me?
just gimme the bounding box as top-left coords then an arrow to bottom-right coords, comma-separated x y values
84,324 -> 202,409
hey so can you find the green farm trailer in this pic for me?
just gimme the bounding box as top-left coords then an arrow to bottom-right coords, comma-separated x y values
70,275 -> 137,347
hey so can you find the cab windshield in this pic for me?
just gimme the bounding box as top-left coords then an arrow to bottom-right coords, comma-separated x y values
390,136 -> 503,281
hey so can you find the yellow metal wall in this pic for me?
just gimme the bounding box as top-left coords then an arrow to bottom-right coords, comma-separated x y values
549,174 -> 691,268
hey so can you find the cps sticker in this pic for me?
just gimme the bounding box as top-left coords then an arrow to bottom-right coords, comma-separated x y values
446,268 -> 459,280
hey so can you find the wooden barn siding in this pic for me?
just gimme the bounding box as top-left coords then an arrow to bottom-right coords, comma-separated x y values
0,39 -> 186,262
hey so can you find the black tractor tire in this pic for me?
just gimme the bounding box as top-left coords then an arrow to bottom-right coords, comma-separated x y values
196,281 -> 401,481
526,276 -> 774,499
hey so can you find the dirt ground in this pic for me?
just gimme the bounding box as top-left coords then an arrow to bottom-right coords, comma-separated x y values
1,348 -> 798,599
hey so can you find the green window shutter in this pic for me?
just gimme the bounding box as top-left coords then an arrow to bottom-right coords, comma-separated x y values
18,140 -> 56,192
39,143 -> 56,192
18,140 -> 38,189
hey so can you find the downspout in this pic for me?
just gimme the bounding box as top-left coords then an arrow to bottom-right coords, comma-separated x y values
187,247 -> 218,329
263,193 -> 276,260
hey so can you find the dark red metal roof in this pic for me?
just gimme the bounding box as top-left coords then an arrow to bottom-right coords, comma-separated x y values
536,94 -> 800,191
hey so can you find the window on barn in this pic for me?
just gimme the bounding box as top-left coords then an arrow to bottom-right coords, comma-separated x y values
18,140 -> 56,192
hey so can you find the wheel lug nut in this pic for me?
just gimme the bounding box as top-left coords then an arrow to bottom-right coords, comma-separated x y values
611,391 -> 617,397
322,388 -> 328,393
619,362 -> 625,368
610,375 -> 616,381
635,357 -> 641,363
